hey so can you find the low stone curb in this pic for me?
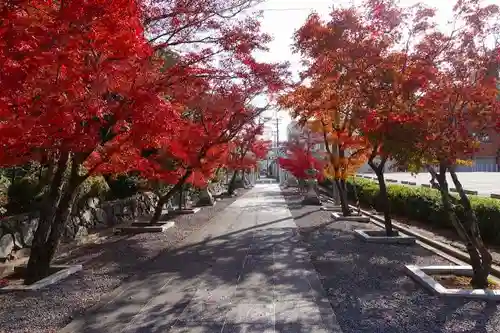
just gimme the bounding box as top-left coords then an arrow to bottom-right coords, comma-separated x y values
170,207 -> 201,215
331,212 -> 370,223
118,221 -> 175,234
354,229 -> 416,245
0,265 -> 83,292
350,204 -> 500,278
405,265 -> 500,301
450,188 -> 478,195
320,205 -> 343,212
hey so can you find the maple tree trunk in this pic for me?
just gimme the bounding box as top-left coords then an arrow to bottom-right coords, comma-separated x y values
213,166 -> 222,182
241,169 -> 246,187
24,156 -> 66,284
227,170 -> 239,195
430,163 -> 492,288
25,153 -> 82,285
429,163 -> 492,289
351,179 -> 361,214
331,181 -> 341,205
335,179 -> 350,216
374,170 -> 394,236
449,168 -> 492,288
179,185 -> 184,209
368,156 -> 394,236
150,170 -> 192,224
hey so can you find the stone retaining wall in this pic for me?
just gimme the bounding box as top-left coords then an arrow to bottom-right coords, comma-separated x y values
0,182 -> 229,261
207,182 -> 226,196
0,192 -> 158,261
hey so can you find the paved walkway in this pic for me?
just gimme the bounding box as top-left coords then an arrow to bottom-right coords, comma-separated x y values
61,184 -> 341,333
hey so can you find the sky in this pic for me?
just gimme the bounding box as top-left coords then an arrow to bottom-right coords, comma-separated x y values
249,0 -> 500,142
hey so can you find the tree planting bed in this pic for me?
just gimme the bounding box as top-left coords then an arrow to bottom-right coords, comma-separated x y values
281,187 -> 500,333
0,188 -> 249,333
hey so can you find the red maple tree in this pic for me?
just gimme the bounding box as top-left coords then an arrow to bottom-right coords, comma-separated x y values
278,143 -> 325,182
405,0 -> 500,288
91,0 -> 292,223
0,0 -> 165,283
347,0 -> 439,235
226,123 -> 271,193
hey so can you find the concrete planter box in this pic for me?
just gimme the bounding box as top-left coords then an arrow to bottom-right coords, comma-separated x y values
321,205 -> 343,212
450,188 -> 478,195
354,229 -> 416,244
405,265 -> 500,301
119,221 -> 175,234
331,212 -> 370,223
0,265 -> 82,292
171,207 -> 201,215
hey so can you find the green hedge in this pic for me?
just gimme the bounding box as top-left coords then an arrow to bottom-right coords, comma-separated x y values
344,177 -> 500,245
105,174 -> 142,200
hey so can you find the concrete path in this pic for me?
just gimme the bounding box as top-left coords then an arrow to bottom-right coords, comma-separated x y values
60,184 -> 341,333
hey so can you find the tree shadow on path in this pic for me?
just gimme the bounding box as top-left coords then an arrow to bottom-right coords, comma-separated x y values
281,187 -> 500,333
61,188 -> 337,333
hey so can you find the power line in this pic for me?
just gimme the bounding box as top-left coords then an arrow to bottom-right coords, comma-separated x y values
258,7 -> 321,12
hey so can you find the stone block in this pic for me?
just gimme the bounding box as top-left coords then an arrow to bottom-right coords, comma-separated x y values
81,210 -> 93,225
118,221 -> 175,234
75,226 -> 88,240
354,229 -> 416,244
331,212 -> 370,223
172,207 -> 201,215
0,265 -> 83,292
87,197 -> 100,209
94,208 -> 106,224
0,234 -> 14,259
320,205 -> 342,212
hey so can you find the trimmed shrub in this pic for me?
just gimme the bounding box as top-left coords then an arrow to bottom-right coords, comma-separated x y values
0,175 -> 10,209
105,175 -> 142,200
74,176 -> 110,209
345,177 -> 500,245
7,176 -> 42,213
82,176 -> 110,199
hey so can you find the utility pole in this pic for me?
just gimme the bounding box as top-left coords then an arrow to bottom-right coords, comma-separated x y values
276,117 -> 280,148
275,116 -> 281,182
262,112 -> 283,181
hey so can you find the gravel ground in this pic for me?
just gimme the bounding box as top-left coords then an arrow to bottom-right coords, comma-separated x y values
318,186 -> 500,266
0,189 -> 249,333
282,188 -> 500,333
